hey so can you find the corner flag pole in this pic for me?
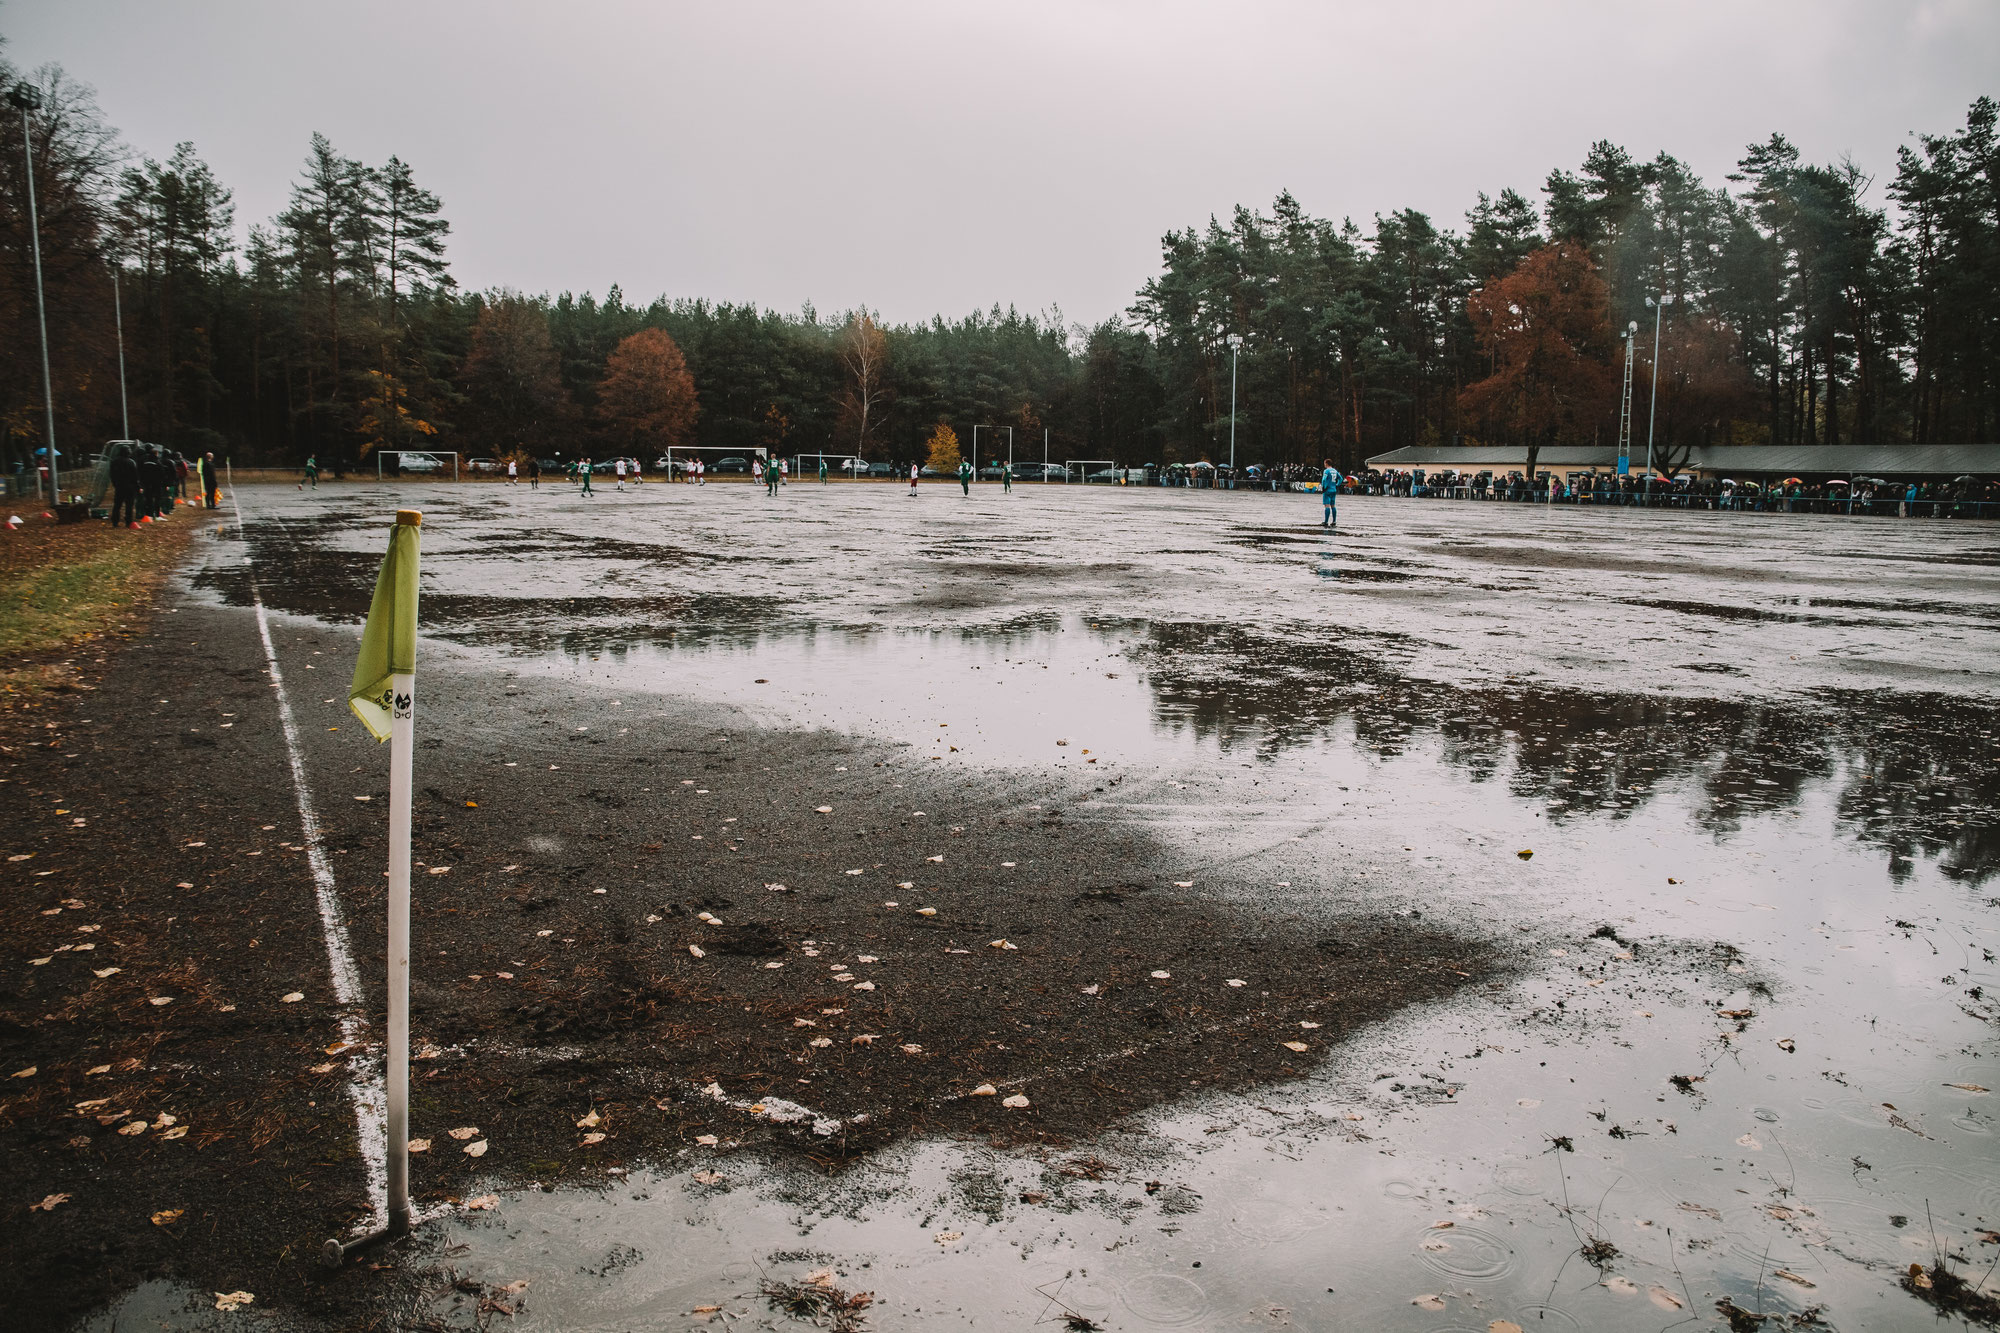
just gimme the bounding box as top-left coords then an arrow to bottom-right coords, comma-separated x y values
325,507 -> 422,1266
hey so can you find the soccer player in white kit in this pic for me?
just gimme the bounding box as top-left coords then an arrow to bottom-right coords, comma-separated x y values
615,457 -> 627,491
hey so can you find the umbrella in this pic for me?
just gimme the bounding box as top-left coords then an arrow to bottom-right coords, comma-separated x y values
1826,478 -> 1851,486
1955,474 -> 1981,483
1781,477 -> 1804,485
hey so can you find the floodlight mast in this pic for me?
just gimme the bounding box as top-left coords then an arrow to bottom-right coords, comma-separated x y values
10,82 -> 56,501
1643,295 -> 1668,502
1226,334 -> 1244,472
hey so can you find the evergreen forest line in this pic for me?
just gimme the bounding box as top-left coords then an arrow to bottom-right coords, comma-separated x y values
2,45 -> 1995,475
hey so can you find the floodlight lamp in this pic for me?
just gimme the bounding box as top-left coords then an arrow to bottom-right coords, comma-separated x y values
1227,334 -> 1243,349
1645,296 -> 1656,308
6,82 -> 42,112
1628,320 -> 1639,332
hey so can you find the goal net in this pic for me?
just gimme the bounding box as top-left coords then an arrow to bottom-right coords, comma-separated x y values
793,453 -> 868,477
1064,459 -> 1117,484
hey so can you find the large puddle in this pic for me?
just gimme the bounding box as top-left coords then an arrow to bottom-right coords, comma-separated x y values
142,484 -> 2000,1329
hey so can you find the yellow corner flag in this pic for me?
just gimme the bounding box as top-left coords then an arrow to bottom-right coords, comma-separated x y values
347,510 -> 422,741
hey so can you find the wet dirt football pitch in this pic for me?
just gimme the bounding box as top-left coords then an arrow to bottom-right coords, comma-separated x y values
6,478 -> 1999,1331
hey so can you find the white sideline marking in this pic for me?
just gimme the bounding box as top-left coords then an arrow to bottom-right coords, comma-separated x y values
230,489 -> 387,1228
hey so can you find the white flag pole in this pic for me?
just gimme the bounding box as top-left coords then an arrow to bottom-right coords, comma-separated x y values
385,666 -> 415,1231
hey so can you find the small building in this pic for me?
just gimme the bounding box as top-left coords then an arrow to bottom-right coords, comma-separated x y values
1364,443 -> 2000,484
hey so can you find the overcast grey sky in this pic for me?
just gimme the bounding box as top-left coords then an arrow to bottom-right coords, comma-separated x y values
7,1 -> 1996,327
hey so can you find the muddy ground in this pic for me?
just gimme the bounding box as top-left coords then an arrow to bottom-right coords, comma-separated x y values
7,481 -> 1999,1331
0,584 -> 1487,1329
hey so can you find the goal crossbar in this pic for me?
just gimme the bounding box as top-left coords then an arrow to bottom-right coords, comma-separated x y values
1063,459 -> 1116,483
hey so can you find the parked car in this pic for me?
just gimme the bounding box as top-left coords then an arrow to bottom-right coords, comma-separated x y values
466,456 -> 501,474
711,456 -> 750,474
397,451 -> 447,474
867,461 -> 898,478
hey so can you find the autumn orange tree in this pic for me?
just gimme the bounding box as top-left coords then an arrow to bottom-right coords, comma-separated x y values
597,328 -> 699,456
924,421 -> 960,472
1459,242 -> 1615,481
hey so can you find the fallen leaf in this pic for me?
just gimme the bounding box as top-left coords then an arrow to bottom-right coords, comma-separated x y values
11,1066 -> 35,1079
926,855 -> 944,863
1430,1219 -> 1455,1229
577,1110 -> 601,1129
1299,1020 -> 1321,1029
1647,1285 -> 1684,1310
310,1062 -> 337,1075
970,1084 -> 997,1097
580,1132 -> 606,1145
464,1139 -> 488,1157
92,968 -> 119,978
1226,978 -> 1246,987
1678,1201 -> 1722,1220
1282,1041 -> 1309,1053
464,1194 -> 499,1210
1601,1276 -> 1638,1294
119,1121 -> 148,1135
1002,1093 -> 1030,1108
152,1113 -> 177,1128
74,1098 -> 110,1112
916,907 -> 937,916
151,1209 -> 184,1226
695,1134 -> 719,1146
213,1291 -> 255,1311
934,1230 -> 963,1244
280,992 -> 304,1003
688,945 -> 706,958
852,980 -> 875,991
815,806 -> 832,813
1945,1082 -> 1990,1094
901,1043 -> 923,1055
148,997 -> 172,1006
850,1033 -> 879,1045
160,1126 -> 188,1140
808,1037 -> 832,1047
1736,1133 -> 1762,1149
1491,1321 -> 1525,1333
408,1139 -> 431,1153
1151,970 -> 1171,980
1411,1294 -> 1446,1311
1517,849 -> 1533,859
32,1193 -> 70,1211
1777,1038 -> 1796,1052
1773,1269 -> 1816,1288
447,1126 -> 480,1140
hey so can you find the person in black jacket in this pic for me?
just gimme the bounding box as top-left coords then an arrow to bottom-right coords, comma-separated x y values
108,444 -> 140,527
199,452 -> 220,508
136,446 -> 164,519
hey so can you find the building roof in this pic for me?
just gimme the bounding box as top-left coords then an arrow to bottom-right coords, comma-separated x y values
1364,443 -> 2000,476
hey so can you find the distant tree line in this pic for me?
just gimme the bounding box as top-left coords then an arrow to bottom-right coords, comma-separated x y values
2,41 -> 1994,476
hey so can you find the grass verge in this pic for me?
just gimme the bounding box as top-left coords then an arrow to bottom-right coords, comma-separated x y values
1,507 -> 200,689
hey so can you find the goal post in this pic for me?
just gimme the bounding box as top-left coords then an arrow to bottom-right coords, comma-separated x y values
1064,459 -> 1116,484
792,453 -> 868,479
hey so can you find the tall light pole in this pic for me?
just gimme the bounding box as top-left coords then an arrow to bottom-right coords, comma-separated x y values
1226,333 -> 1243,475
1616,320 -> 1638,488
10,82 -> 57,501
109,259 -> 130,440
1642,295 -> 1668,504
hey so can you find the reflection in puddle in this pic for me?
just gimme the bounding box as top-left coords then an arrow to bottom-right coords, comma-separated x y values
159,487 -> 2000,1330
